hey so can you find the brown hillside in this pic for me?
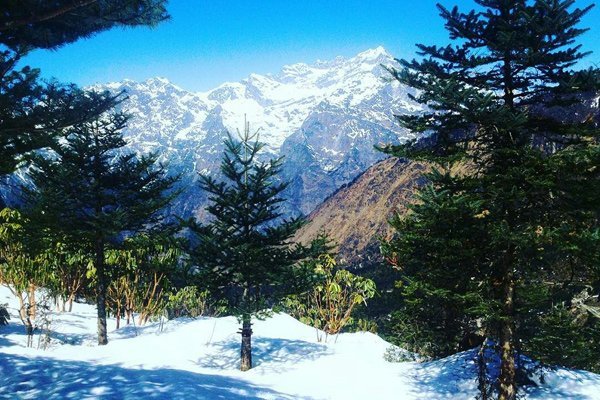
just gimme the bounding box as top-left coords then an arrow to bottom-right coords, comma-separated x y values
294,93 -> 599,268
294,157 -> 429,265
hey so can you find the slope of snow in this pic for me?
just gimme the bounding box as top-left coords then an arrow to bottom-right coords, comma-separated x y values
2,287 -> 598,399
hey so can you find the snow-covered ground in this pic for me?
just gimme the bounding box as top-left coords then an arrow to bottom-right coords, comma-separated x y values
1,286 -> 599,400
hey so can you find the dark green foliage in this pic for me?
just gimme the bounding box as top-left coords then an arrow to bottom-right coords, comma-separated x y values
0,0 -> 174,342
381,0 -> 600,396
25,101 -> 178,344
381,174 -> 491,357
0,0 -> 169,181
524,302 -> 600,371
0,1 -> 168,51
188,125 -> 309,316
187,123 -> 311,370
0,56 -> 119,176
26,105 -> 177,239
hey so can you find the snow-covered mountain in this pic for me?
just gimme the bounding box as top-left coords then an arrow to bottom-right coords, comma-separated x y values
97,47 -> 423,217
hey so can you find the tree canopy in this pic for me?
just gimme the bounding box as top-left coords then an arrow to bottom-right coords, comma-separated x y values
0,0 -> 169,187
0,0 -> 169,51
25,103 -> 178,345
187,123 -> 311,370
381,1 -> 600,399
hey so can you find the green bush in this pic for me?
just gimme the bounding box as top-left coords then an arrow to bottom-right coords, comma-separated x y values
383,345 -> 418,363
345,317 -> 378,333
523,304 -> 600,373
167,286 -> 225,319
283,255 -> 376,338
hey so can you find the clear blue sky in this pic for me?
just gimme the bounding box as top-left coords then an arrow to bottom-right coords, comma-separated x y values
22,0 -> 600,92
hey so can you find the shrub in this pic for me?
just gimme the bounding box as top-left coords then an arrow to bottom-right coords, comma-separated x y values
167,286 -> 225,319
383,345 -> 419,363
346,317 -> 378,334
283,255 -> 376,340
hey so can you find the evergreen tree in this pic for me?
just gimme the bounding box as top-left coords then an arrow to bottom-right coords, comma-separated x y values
187,123 -> 307,371
381,1 -> 600,398
0,1 -> 168,188
25,98 -> 178,345
0,1 -> 168,51
0,67 -> 118,177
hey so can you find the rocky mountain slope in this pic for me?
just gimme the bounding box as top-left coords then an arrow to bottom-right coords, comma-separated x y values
294,91 -> 600,268
95,47 -> 423,217
294,157 -> 429,267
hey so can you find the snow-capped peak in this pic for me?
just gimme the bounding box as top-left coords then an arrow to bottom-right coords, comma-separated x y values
355,46 -> 391,61
145,76 -> 171,85
182,46 -> 405,149
94,47 -> 422,217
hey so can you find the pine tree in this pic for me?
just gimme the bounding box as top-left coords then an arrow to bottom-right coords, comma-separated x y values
381,1 -> 600,398
0,67 -> 118,177
25,98 -> 178,345
0,1 -> 168,188
0,1 -> 168,51
187,122 -> 307,371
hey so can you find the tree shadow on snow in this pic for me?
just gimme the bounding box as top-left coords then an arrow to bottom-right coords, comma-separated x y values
0,320 -> 93,348
407,350 -> 479,398
0,333 -> 15,348
112,316 -> 206,340
408,349 -> 600,400
0,352 -> 304,400
49,330 -> 95,347
196,336 -> 331,373
0,321 -> 30,347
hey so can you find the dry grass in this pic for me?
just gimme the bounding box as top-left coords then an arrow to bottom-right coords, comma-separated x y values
294,157 -> 429,264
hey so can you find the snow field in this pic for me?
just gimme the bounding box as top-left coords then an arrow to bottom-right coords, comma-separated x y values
1,287 -> 599,399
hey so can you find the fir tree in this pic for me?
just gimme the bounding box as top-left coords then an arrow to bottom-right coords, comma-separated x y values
0,1 -> 168,193
0,1 -> 168,51
25,98 -> 178,345
0,66 -> 118,177
381,1 -> 600,398
187,122 -> 307,371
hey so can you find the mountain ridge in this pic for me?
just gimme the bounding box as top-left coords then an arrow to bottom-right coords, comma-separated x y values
93,47 -> 424,218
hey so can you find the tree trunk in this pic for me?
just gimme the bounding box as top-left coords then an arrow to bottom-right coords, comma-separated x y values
59,296 -> 66,312
67,293 -> 75,312
498,269 -> 516,400
17,294 -> 34,347
240,315 -> 252,371
477,339 -> 490,400
28,283 -> 36,319
115,308 -> 121,330
55,296 -> 64,312
95,238 -> 108,346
